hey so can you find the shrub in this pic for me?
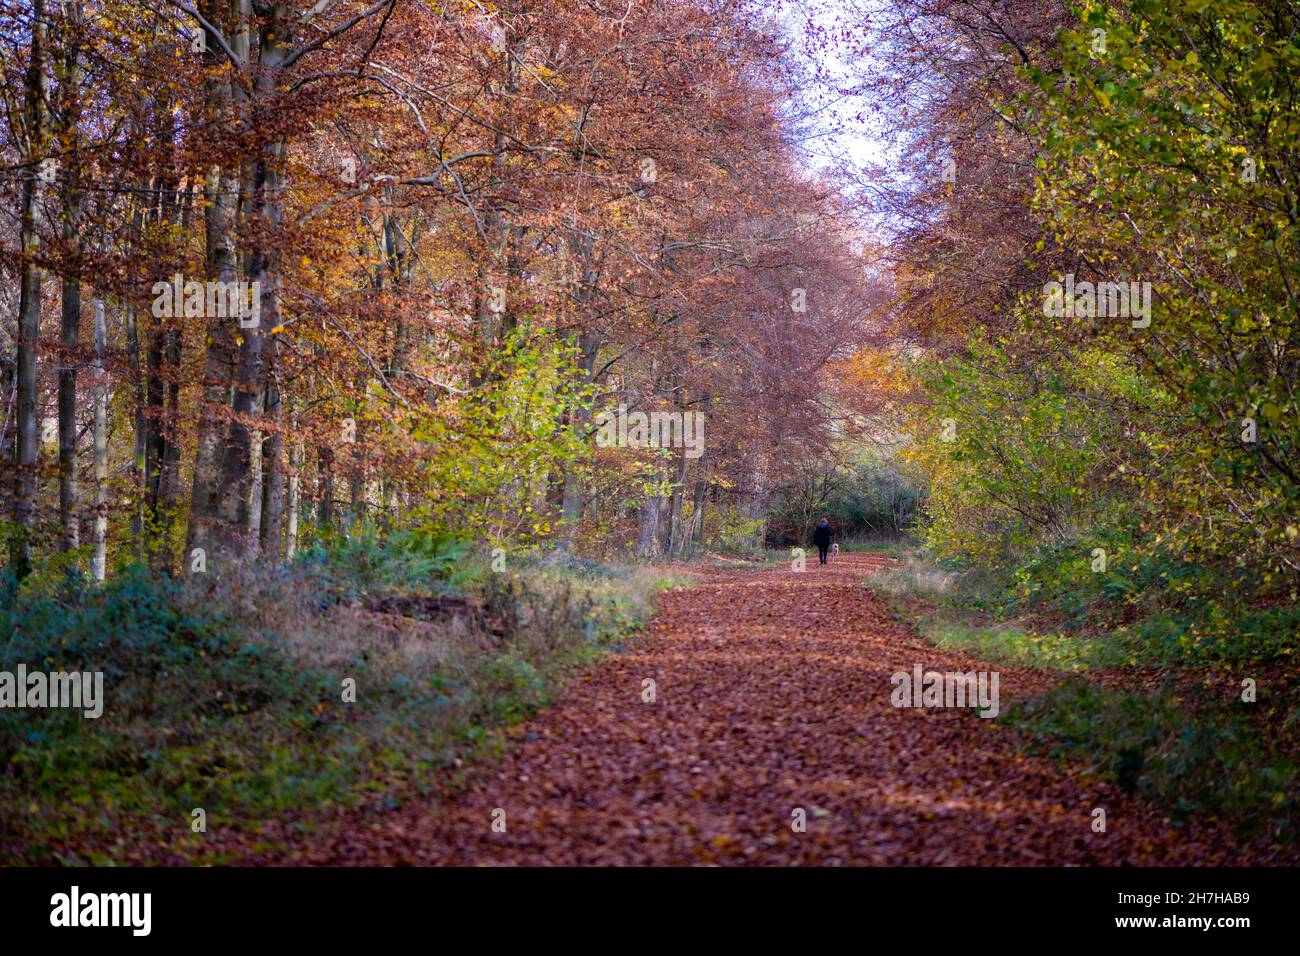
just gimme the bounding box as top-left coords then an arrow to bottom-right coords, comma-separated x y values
0,545 -> 677,863
1013,681 -> 1298,840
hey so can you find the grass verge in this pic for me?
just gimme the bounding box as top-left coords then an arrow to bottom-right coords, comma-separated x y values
0,537 -> 689,864
868,548 -> 1300,844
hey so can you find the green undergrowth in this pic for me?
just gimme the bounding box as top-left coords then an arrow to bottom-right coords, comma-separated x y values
869,548 -> 1300,846
0,533 -> 688,864
1011,681 -> 1298,843
872,546 -> 1299,671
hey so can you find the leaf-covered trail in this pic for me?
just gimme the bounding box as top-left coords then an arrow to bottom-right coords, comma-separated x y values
266,554 -> 1263,865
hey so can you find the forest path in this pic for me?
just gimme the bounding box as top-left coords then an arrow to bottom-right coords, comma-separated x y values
269,553 -> 1244,865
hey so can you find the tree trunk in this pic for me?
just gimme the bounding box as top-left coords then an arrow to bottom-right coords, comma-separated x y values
91,299 -> 108,581
124,302 -> 146,563
205,6 -> 289,564
286,425 -> 302,560
317,443 -> 335,529
667,449 -> 690,555
1,347 -> 14,513
12,0 -> 48,579
247,428 -> 263,552
187,0 -> 248,570
637,495 -> 662,559
557,328 -> 601,550
258,383 -> 285,559
58,244 -> 80,552
157,190 -> 190,554
57,9 -> 83,553
144,295 -> 164,510
686,477 -> 708,551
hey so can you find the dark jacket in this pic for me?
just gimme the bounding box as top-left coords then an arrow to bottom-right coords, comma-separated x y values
813,524 -> 832,547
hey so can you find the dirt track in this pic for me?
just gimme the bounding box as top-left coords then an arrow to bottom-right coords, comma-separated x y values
259,553 -> 1277,865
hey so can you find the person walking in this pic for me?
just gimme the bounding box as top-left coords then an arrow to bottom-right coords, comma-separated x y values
813,517 -> 832,565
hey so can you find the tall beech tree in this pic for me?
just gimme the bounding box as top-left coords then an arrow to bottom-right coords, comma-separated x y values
0,0 -> 873,578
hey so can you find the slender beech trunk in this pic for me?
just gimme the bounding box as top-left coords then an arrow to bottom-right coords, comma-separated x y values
91,299 -> 107,581
286,414 -> 301,560
12,0 -> 49,579
159,185 -> 194,532
58,229 -> 81,551
317,444 -> 335,528
124,301 -> 146,562
684,475 -> 708,552
1,349 -> 14,505
667,447 -> 689,555
557,325 -> 602,550
187,0 -> 247,569
347,369 -> 365,528
144,263 -> 165,508
247,428 -> 263,551
258,379 -> 285,559
57,6 -> 83,552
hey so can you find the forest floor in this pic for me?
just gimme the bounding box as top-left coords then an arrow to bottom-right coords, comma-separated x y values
229,552 -> 1289,865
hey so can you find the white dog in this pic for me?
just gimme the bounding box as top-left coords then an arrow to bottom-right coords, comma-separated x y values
830,542 -> 840,560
